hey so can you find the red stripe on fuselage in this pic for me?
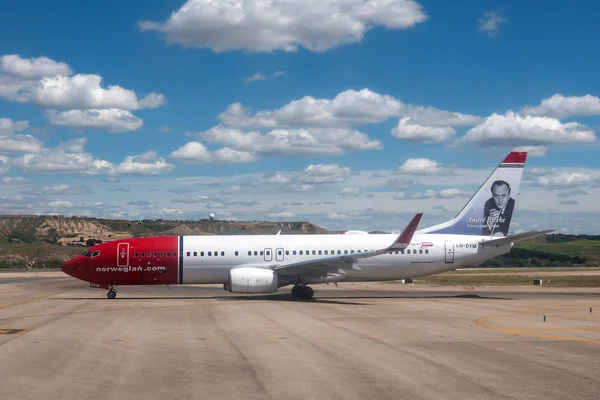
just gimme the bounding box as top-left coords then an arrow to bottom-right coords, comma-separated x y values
69,236 -> 179,285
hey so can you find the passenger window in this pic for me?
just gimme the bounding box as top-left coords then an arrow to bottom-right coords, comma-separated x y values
299,250 -> 303,255
344,250 -> 348,254
293,250 -> 297,255
254,251 -> 258,256
201,252 -> 204,256
248,251 -> 251,256
193,252 -> 197,256
278,250 -> 282,256
324,250 -> 328,255
221,251 -> 225,256
351,250 -> 354,253
214,251 -> 218,256
153,252 -> 158,257
266,250 -> 270,256
419,249 -> 423,254
160,252 -> 164,257
141,252 -> 145,257
425,249 -> 429,254
166,252 -> 170,257
235,251 -> 238,256
186,252 -> 190,256
135,252 -> 139,257
260,251 -> 264,256
208,251 -> 212,256
285,250 -> 289,255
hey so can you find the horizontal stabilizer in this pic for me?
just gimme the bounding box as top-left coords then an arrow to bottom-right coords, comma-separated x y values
480,229 -> 555,247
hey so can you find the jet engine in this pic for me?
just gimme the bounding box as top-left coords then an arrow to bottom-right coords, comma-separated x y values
225,267 -> 279,294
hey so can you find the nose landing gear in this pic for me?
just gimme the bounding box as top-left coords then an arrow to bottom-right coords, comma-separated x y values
107,285 -> 117,299
291,284 -> 314,300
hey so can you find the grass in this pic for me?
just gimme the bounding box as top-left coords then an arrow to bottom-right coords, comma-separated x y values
516,239 -> 600,260
412,268 -> 600,287
454,267 -> 600,274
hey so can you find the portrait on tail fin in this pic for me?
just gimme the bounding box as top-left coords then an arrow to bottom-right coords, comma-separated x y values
482,179 -> 515,236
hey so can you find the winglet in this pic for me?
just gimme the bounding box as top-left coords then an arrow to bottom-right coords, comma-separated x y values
386,213 -> 423,251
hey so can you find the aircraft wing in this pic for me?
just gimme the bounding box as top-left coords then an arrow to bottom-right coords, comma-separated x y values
479,229 -> 555,247
272,213 -> 422,277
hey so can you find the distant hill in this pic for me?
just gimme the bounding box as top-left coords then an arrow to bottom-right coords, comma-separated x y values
0,215 -> 329,244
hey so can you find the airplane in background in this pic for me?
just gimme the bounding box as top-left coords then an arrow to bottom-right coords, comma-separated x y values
61,151 -> 553,300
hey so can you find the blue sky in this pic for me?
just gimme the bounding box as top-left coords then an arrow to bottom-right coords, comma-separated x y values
1,0 -> 600,233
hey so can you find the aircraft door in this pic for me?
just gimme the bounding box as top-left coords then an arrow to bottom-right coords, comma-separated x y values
276,248 -> 284,261
444,240 -> 454,263
264,248 -> 272,262
117,243 -> 129,267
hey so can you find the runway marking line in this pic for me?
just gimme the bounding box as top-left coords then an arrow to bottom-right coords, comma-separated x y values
0,329 -> 26,335
476,314 -> 600,344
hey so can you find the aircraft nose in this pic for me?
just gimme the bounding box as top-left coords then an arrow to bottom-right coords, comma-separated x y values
61,258 -> 79,277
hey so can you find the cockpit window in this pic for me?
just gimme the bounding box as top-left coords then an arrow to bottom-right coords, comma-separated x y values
91,250 -> 100,257
81,250 -> 93,257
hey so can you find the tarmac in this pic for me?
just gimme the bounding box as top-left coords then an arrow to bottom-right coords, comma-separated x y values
1,271 -> 600,400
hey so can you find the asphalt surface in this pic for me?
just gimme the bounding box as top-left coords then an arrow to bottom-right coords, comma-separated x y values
1,272 -> 600,400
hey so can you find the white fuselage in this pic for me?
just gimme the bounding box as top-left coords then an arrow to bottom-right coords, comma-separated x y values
179,232 -> 511,284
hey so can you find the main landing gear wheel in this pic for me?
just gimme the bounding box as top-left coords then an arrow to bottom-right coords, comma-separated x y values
107,289 -> 117,299
291,285 -> 314,300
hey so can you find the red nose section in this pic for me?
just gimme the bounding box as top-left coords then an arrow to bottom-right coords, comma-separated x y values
61,257 -> 80,277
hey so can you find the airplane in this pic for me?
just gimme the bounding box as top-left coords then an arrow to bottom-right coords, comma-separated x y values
61,151 -> 553,300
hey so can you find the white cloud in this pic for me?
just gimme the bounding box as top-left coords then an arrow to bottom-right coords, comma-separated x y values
279,183 -> 315,192
403,106 -> 483,127
170,142 -> 258,164
161,208 -> 184,215
267,211 -> 297,219
394,188 -> 471,200
261,172 -> 292,184
140,0 -> 427,53
535,172 -> 595,188
46,109 -> 144,132
559,199 -> 579,205
338,187 -> 361,196
0,54 -> 72,79
513,145 -> 547,157
220,185 -> 241,195
0,156 -> 10,174
220,89 -> 405,129
386,177 -> 420,189
197,124 -> 382,156
1,176 -> 27,184
1,54 -> 165,132
463,111 -> 596,146
114,151 -> 175,175
396,158 -> 456,175
7,74 -> 164,110
391,117 -> 455,143
0,118 -> 44,154
557,189 -> 588,198
298,164 -> 351,184
46,200 -> 74,208
33,184 -> 93,195
244,71 -> 286,84
478,11 -> 507,37
521,94 -> 600,119
56,138 -> 87,153
15,151 -> 114,175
